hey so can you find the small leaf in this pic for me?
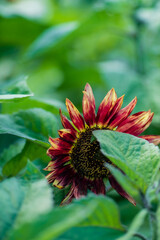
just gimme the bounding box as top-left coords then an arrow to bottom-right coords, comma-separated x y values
0,76 -> 33,102
117,209 -> 147,240
2,140 -> 49,177
0,108 -> 59,147
94,130 -> 160,193
26,22 -> 78,59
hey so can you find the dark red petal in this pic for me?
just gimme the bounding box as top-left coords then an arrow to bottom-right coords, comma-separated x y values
139,135 -> 160,145
84,83 -> 95,109
66,98 -> 85,131
104,95 -> 124,127
59,109 -> 76,132
109,175 -> 136,206
44,156 -> 71,171
96,88 -> 117,127
58,129 -> 77,142
47,147 -> 70,158
90,179 -> 106,195
109,97 -> 137,129
117,111 -> 154,136
82,91 -> 96,127
49,137 -> 72,150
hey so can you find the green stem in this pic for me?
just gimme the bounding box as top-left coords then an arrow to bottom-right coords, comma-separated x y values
133,233 -> 147,240
140,192 -> 157,240
133,15 -> 146,75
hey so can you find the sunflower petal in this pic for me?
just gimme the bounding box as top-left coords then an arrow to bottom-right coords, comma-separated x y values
109,175 -> 136,206
58,129 -> 77,142
139,135 -> 160,145
83,91 -> 96,127
84,83 -> 95,109
66,98 -> 85,131
90,179 -> 106,194
47,147 -> 70,157
61,187 -> 74,205
117,111 -> 154,136
49,137 -> 72,150
109,97 -> 137,129
104,95 -> 124,127
96,88 -> 117,127
60,109 -> 76,132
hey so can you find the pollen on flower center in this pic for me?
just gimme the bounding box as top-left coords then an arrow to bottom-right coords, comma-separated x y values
70,128 -> 110,179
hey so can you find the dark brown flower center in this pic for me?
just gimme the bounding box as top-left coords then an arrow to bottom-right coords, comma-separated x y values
70,128 -> 111,179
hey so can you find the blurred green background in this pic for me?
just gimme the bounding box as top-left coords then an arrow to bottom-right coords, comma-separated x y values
1,0 -> 160,117
0,1 -> 160,239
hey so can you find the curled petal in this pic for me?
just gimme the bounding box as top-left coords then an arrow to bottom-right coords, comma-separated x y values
61,187 -> 74,205
84,83 -> 95,109
109,97 -> 137,129
66,98 -> 85,131
83,91 -> 96,127
117,111 -> 154,136
104,95 -> 124,127
96,88 -> 117,127
139,135 -> 160,145
109,175 -> 136,206
58,129 -> 77,142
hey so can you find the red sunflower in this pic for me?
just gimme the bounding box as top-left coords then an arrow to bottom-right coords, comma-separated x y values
44,83 -> 160,205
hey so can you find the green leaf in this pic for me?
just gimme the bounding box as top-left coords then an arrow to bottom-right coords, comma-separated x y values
2,140 -> 50,177
26,22 -> 78,59
0,177 -> 53,240
20,160 -> 44,182
1,97 -> 66,114
9,195 -> 124,240
78,195 -> 124,230
57,227 -> 124,240
117,209 -> 147,240
0,93 -> 33,102
106,164 -> 138,200
0,76 -> 33,102
94,130 -> 160,193
0,139 -> 25,175
0,108 -> 59,147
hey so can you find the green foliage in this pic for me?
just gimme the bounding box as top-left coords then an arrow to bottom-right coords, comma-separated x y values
1,0 -> 160,239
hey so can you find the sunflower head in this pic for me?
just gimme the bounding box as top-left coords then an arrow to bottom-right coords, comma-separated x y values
44,83 -> 160,205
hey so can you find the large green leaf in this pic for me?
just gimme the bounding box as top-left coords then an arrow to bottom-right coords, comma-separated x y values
9,195 -> 123,240
0,177 -> 53,240
94,130 -> 160,193
0,108 -> 58,147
